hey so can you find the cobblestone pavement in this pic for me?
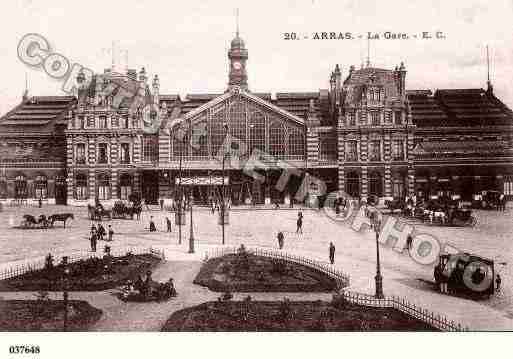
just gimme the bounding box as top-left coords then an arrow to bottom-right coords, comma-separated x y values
0,204 -> 512,330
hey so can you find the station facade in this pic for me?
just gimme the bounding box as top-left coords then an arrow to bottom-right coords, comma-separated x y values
0,31 -> 512,206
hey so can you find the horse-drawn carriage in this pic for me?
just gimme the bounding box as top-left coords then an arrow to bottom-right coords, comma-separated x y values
18,213 -> 74,229
20,214 -> 50,229
88,204 -> 112,221
434,252 -> 495,297
400,198 -> 477,227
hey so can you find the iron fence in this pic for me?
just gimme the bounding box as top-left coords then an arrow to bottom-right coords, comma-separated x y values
340,290 -> 468,331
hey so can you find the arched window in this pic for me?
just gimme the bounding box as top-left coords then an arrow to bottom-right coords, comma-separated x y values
288,128 -> 304,160
97,173 -> 110,200
345,172 -> 360,198
119,173 -> 132,200
269,121 -> 285,158
369,171 -> 383,197
75,173 -> 88,200
35,175 -> 48,199
229,101 -> 246,143
248,111 -> 265,152
0,177 -> 7,199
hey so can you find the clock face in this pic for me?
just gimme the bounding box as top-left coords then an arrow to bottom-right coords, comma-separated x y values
233,61 -> 242,70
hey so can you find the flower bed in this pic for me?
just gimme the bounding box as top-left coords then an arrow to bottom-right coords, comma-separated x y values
194,253 -> 339,293
162,299 -> 437,331
0,300 -> 102,331
0,253 -> 162,291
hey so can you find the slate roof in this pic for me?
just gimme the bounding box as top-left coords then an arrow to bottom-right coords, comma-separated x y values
0,96 -> 75,134
408,89 -> 513,127
343,67 -> 400,104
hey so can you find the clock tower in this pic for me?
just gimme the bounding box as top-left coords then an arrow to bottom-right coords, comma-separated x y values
228,19 -> 248,90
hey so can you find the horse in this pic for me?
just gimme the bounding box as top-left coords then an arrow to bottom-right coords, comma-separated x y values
48,213 -> 74,228
22,214 -> 38,228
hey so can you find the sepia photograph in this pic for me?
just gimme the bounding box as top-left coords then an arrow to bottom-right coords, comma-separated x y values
0,0 -> 512,357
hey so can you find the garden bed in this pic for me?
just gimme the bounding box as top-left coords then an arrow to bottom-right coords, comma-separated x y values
0,300 -> 102,331
0,253 -> 162,291
162,299 -> 437,331
194,253 -> 339,292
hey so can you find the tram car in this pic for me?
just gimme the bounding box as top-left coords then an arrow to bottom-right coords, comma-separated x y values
434,253 -> 495,297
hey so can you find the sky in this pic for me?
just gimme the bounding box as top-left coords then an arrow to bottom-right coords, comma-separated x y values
0,0 -> 512,116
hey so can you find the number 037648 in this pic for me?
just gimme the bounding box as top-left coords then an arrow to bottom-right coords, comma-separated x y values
9,345 -> 40,354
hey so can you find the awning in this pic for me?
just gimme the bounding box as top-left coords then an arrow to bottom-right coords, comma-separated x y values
176,176 -> 229,185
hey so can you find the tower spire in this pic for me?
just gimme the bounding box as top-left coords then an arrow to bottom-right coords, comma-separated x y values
236,8 -> 240,37
23,72 -> 29,101
366,36 -> 371,68
486,45 -> 493,93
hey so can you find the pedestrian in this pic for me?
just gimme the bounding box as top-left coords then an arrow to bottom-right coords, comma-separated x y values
108,225 -> 114,241
406,234 -> 413,251
296,213 -> 303,234
277,231 -> 284,249
160,198 -> 164,211
329,242 -> 336,265
149,216 -> 157,232
496,273 -> 502,292
38,197 -> 42,208
90,231 -> 97,252
90,223 -> 97,237
499,193 -> 505,211
166,217 -> 172,232
97,223 -> 105,241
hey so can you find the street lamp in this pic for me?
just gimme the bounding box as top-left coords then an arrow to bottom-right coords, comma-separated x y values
221,123 -> 229,245
188,193 -> 195,254
177,136 -> 183,245
62,260 -> 70,332
371,212 -> 384,299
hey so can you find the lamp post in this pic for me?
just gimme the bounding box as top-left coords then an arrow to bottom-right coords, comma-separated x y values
62,264 -> 70,331
178,138 -> 183,245
371,213 -> 384,299
221,123 -> 229,245
188,193 -> 195,253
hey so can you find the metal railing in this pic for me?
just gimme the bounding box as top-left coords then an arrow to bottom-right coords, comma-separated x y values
340,291 -> 468,331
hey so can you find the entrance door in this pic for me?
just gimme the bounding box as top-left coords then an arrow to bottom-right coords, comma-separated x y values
142,171 -> 159,204
55,177 -> 67,205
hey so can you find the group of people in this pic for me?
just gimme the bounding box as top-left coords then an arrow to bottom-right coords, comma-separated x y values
122,270 -> 177,301
275,211 -> 337,264
89,222 -> 114,252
